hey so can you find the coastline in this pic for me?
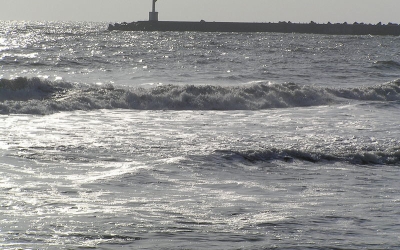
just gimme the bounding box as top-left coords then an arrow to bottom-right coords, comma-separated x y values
108,21 -> 400,35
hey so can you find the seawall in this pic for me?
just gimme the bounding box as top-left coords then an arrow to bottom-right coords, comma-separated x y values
108,21 -> 400,35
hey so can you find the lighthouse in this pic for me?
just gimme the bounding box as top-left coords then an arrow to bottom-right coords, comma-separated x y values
149,0 -> 159,21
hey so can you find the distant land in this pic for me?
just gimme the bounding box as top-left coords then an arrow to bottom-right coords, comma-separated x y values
108,21 -> 400,35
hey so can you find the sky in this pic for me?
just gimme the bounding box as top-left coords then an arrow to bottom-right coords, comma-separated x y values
1,0 -> 400,24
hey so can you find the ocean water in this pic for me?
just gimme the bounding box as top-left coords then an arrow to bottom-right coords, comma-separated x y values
1,21 -> 400,249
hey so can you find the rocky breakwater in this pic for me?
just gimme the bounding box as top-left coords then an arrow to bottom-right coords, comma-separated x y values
108,21 -> 400,35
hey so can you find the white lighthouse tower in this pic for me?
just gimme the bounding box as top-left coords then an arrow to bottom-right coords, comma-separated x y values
149,0 -> 159,21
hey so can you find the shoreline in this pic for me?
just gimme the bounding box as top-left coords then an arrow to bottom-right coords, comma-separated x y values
108,21 -> 400,35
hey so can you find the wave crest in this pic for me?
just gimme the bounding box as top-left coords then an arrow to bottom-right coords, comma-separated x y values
0,77 -> 73,101
217,147 -> 400,165
1,77 -> 400,114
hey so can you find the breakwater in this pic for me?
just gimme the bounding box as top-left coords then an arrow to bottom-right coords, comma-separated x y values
108,21 -> 400,35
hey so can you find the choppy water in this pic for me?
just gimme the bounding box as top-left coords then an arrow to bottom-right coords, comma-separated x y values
1,21 -> 400,249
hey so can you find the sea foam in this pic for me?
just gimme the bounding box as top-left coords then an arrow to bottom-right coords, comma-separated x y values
1,77 -> 399,115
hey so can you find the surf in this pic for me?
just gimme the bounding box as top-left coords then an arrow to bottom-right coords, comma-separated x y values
1,77 -> 399,114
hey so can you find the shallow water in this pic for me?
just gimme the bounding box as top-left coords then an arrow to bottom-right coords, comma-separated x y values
1,106 -> 400,249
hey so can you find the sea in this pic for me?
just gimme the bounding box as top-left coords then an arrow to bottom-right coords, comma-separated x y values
1,21 -> 400,250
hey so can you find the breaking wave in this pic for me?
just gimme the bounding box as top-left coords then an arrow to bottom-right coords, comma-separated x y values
216,146 -> 400,165
1,77 -> 400,114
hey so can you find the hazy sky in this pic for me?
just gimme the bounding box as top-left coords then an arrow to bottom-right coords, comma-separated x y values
2,0 -> 400,24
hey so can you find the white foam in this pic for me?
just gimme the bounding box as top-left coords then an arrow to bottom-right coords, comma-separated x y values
1,77 -> 400,115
